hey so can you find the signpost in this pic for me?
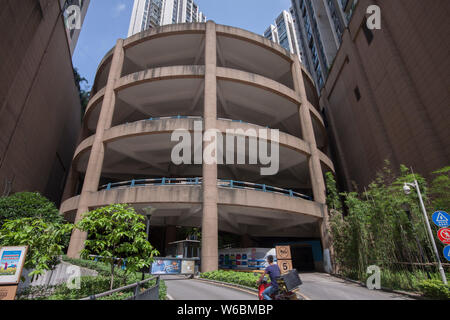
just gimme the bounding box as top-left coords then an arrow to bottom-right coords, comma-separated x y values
276,246 -> 293,274
437,228 -> 450,245
432,211 -> 449,228
0,246 -> 28,301
443,246 -> 450,262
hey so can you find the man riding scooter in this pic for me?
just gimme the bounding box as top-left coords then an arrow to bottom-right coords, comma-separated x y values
257,255 -> 281,300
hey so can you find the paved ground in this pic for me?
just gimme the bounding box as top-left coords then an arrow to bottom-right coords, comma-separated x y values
298,273 -> 412,300
163,275 -> 257,300
163,273 -> 413,300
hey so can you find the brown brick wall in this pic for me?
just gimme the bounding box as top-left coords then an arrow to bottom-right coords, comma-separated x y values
321,0 -> 450,190
0,0 -> 81,204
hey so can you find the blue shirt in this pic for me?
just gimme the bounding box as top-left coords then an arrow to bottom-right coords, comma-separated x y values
265,264 -> 281,289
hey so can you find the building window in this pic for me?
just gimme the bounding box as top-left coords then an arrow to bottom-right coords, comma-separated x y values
354,86 -> 361,101
362,17 -> 374,45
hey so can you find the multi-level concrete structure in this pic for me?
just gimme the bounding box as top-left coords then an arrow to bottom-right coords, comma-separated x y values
290,0 -> 358,91
264,10 -> 301,57
128,0 -> 206,37
61,0 -> 91,56
0,1 -> 82,204
320,0 -> 450,190
62,22 -> 335,272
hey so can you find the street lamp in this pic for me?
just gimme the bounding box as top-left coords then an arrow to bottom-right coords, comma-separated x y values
141,207 -> 157,280
403,180 -> 448,285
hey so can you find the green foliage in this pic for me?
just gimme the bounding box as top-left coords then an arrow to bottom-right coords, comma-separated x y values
418,279 -> 450,300
0,218 -> 73,278
0,192 -> 63,228
73,68 -> 90,118
325,172 -> 342,211
19,257 -> 167,300
329,162 -> 450,294
75,204 -> 159,289
430,166 -> 450,212
200,270 -> 261,289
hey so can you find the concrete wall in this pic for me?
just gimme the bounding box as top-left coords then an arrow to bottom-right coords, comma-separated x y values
0,1 -> 81,204
320,0 -> 450,190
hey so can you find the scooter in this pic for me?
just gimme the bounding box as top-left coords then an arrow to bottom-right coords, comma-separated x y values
257,275 -> 299,300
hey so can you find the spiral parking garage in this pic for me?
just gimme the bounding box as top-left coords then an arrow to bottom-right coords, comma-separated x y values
61,21 -> 335,272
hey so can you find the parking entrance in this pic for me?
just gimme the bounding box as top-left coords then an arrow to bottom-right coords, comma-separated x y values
291,245 -> 315,271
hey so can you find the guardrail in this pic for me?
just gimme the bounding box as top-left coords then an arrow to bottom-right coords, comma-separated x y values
99,178 -> 312,200
79,276 -> 160,300
145,115 -> 202,121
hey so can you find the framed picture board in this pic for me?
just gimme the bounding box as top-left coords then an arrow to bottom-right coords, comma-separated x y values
0,246 -> 28,285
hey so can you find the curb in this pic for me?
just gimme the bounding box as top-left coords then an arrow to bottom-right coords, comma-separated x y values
194,277 -> 259,296
330,273 -> 425,300
166,294 -> 175,300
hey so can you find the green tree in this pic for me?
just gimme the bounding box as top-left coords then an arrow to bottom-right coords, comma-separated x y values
0,218 -> 74,279
329,162 -> 436,287
73,68 -> 90,118
0,192 -> 64,228
325,171 -> 342,211
429,166 -> 450,212
75,204 -> 159,289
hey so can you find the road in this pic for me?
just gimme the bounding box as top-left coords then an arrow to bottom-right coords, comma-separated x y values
163,275 -> 257,300
298,273 -> 412,300
163,273 -> 413,300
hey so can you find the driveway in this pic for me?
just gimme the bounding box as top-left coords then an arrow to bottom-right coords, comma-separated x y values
298,273 -> 412,300
163,275 -> 257,300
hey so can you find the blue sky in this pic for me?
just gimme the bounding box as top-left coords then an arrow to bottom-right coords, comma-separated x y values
73,0 -> 291,90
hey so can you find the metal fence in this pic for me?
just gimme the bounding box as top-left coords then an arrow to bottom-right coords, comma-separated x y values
99,178 -> 312,200
79,276 -> 160,300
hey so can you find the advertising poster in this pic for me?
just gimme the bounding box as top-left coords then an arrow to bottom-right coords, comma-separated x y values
0,246 -> 28,285
181,260 -> 195,274
151,259 -> 181,275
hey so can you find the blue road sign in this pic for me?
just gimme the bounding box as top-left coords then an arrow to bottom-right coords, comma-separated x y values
444,246 -> 450,262
432,211 -> 449,228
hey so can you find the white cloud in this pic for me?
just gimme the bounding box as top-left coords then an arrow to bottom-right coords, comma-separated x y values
113,2 -> 126,17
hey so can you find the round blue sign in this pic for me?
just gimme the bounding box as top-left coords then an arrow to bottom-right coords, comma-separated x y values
444,246 -> 450,262
432,211 -> 449,228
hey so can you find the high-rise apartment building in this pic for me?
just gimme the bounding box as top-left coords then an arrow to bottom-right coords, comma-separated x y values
290,0 -> 358,91
128,0 -> 206,37
264,10 -> 301,57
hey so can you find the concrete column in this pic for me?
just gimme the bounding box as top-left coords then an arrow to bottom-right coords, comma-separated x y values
67,39 -> 125,258
292,58 -> 333,272
201,21 -> 219,272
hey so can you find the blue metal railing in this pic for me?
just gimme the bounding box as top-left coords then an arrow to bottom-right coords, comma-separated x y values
99,178 -> 312,200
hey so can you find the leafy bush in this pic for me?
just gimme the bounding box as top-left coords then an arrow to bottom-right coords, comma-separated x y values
200,270 -> 262,289
75,204 -> 159,289
418,279 -> 450,300
61,256 -> 167,300
0,192 -> 63,227
328,162 -> 450,293
0,218 -> 73,278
